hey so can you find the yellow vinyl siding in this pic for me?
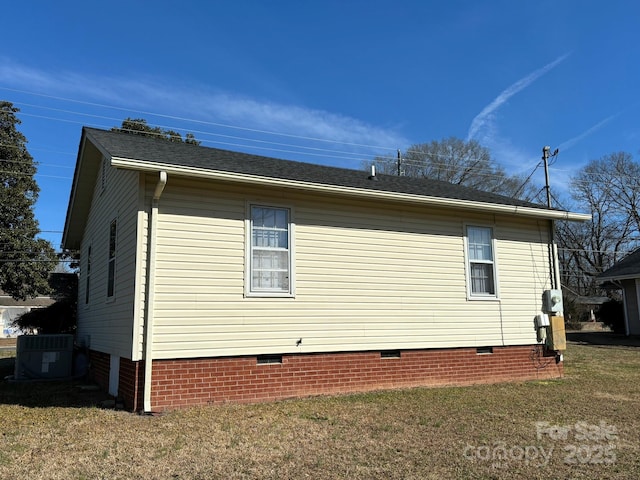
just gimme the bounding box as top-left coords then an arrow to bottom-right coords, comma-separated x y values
148,178 -> 552,359
495,218 -> 552,343
76,157 -> 140,359
131,174 -> 149,360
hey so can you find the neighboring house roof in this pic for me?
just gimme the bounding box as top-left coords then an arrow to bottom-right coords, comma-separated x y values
0,294 -> 54,308
598,248 -> 640,281
572,296 -> 610,306
63,127 -> 590,249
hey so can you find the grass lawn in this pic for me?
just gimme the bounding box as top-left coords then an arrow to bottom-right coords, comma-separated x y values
0,342 -> 638,479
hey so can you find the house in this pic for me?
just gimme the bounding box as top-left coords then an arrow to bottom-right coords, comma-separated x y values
1,292 -> 53,337
1,273 -> 77,336
62,127 -> 590,412
597,249 -> 640,335
562,293 -> 610,324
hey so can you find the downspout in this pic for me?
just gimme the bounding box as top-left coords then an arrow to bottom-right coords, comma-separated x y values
143,171 -> 167,413
628,279 -> 634,336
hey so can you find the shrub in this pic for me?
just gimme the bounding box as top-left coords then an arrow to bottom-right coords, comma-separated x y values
12,299 -> 77,334
596,299 -> 625,334
564,318 -> 583,331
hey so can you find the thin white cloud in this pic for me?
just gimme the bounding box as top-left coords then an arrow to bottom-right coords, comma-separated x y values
0,59 -> 407,154
557,114 -> 617,151
193,95 -> 405,148
467,53 -> 570,143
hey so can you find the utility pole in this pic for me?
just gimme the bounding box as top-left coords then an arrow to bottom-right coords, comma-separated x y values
542,146 -> 552,208
542,146 -> 559,208
542,145 -> 560,290
397,149 -> 402,176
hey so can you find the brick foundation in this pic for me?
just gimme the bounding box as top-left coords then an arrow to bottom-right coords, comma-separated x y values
119,357 -> 144,411
88,351 -> 144,411
88,345 -> 562,412
88,350 -> 110,392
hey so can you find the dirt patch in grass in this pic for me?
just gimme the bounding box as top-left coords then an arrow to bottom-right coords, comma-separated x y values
1,343 -> 639,479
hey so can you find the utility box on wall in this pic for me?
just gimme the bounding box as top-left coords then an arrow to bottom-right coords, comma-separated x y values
543,289 -> 563,314
549,316 -> 566,351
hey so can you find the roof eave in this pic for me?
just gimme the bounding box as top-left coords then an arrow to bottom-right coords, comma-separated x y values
62,129 -> 108,250
62,132 -> 88,249
111,157 -> 592,222
598,273 -> 640,282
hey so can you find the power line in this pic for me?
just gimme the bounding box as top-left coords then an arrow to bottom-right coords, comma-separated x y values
0,93 -> 602,196
0,154 -> 75,169
8,91 -> 546,176
7,89 -> 640,199
11,106 -> 546,184
18,106 -> 394,162
0,259 -> 73,263
5,87 -> 399,151
17,110 -> 386,166
0,168 -> 72,180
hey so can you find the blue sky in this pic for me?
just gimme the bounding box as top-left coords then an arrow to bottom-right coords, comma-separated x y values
1,1 -> 639,250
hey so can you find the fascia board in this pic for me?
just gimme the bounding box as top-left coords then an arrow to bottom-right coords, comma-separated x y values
598,273 -> 640,282
111,157 -> 592,222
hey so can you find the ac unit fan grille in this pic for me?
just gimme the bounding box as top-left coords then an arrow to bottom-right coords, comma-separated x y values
17,334 -> 73,351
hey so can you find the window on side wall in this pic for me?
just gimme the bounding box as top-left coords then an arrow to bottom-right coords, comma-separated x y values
247,205 -> 293,297
466,225 -> 497,299
85,245 -> 92,304
107,219 -> 117,298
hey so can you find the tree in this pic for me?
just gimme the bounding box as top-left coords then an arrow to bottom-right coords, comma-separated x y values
0,101 -> 57,300
12,273 -> 78,334
112,118 -> 200,145
556,152 -> 640,296
373,137 -> 537,200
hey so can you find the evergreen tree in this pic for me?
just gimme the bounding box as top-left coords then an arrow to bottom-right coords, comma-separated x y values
0,101 -> 57,300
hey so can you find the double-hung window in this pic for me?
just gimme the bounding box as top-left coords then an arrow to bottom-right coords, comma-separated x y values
466,225 -> 497,298
247,205 -> 293,296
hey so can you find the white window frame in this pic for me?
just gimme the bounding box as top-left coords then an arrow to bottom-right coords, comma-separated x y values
245,203 -> 295,298
464,224 -> 499,300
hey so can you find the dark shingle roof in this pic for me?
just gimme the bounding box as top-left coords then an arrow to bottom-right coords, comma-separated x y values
85,127 -> 548,210
598,248 -> 640,280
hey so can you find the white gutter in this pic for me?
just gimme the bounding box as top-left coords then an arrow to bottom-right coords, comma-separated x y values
143,170 -> 167,413
111,158 -> 591,222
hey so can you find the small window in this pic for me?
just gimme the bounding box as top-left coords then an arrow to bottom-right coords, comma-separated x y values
257,354 -> 283,365
247,205 -> 293,296
85,245 -> 91,304
466,225 -> 497,298
107,219 -> 117,298
380,350 -> 401,359
476,346 -> 493,355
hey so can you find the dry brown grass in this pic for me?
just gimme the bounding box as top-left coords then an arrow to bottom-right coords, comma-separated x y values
1,342 -> 639,479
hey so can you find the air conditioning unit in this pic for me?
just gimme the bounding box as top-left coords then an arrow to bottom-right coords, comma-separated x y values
14,334 -> 74,380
